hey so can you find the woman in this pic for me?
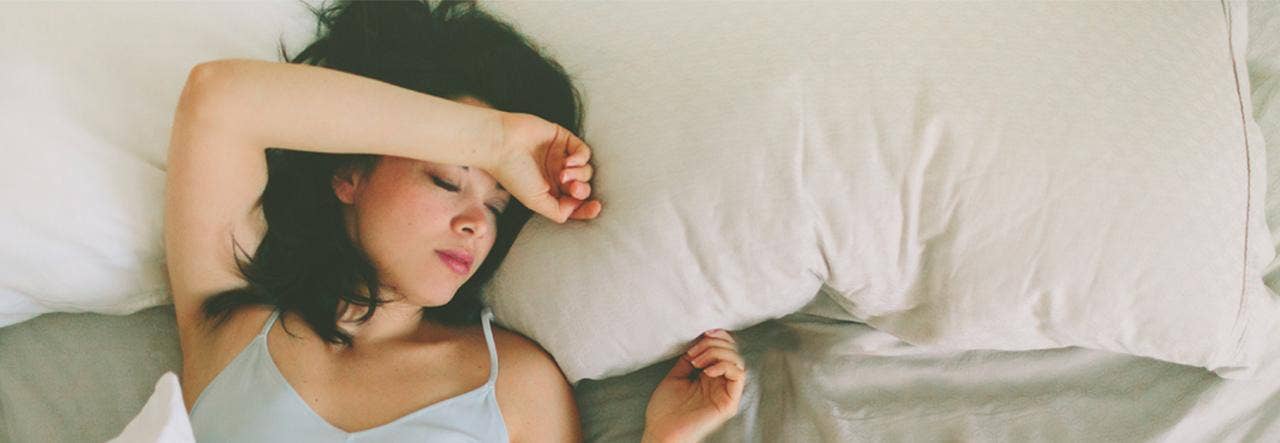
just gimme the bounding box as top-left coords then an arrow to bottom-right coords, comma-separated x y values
166,1 -> 745,442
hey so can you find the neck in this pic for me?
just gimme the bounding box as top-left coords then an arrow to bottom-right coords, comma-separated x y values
334,297 -> 432,347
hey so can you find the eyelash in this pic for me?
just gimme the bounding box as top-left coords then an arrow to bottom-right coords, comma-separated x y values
431,176 -> 459,192
432,175 -> 504,216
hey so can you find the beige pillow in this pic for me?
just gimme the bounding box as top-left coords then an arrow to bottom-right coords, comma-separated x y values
480,2 -> 1280,382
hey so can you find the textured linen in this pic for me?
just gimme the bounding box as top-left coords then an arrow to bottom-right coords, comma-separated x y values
0,1 -> 316,325
481,1 -> 1279,381
5,3 -> 1280,442
2,0 -> 1273,383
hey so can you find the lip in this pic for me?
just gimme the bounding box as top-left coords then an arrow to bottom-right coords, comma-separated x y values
435,250 -> 473,276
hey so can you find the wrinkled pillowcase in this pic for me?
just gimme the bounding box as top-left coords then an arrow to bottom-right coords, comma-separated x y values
482,2 -> 1280,382
0,1 -> 318,327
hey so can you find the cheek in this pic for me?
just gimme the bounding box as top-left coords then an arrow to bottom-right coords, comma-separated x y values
355,187 -> 449,252
473,231 -> 499,266
403,192 -> 454,230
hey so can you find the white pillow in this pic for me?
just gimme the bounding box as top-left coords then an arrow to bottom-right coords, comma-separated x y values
0,2 -> 317,326
6,1 -> 1277,385
482,2 -> 1280,382
108,372 -> 195,443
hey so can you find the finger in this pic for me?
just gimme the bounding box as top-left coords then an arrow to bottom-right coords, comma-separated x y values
519,189 -> 567,223
690,329 -> 738,348
690,347 -> 745,371
704,329 -> 736,344
567,200 -> 603,220
702,360 -> 745,382
685,337 -> 738,361
700,330 -> 738,349
542,129 -> 570,190
724,361 -> 747,383
555,195 -> 586,223
565,136 -> 592,167
691,346 -> 744,371
726,363 -> 746,403
703,361 -> 746,410
560,164 -> 594,184
665,353 -> 696,380
568,181 -> 592,200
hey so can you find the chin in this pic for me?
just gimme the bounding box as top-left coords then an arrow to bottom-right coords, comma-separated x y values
421,299 -> 454,308
400,291 -> 456,308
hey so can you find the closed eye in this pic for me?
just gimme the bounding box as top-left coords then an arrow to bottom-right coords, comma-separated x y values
431,175 -> 460,192
433,173 -> 505,217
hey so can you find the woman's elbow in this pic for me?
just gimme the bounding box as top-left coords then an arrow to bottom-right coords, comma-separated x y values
173,61 -> 240,133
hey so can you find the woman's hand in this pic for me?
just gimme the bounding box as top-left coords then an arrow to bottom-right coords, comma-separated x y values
642,329 -> 747,443
487,112 -> 602,223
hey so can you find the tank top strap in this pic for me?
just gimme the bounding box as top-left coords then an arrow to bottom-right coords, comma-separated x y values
257,309 -> 281,339
480,307 -> 500,386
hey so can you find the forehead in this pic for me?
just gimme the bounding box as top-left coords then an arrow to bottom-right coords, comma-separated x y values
379,157 -> 506,194
450,164 -> 507,193
373,96 -> 502,190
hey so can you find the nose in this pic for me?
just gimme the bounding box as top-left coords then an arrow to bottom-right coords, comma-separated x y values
451,203 -> 490,238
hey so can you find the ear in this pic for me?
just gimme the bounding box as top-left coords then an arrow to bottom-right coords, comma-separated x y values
331,165 -> 365,205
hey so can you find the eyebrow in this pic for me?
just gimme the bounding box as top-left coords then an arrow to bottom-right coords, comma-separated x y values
459,165 -> 507,193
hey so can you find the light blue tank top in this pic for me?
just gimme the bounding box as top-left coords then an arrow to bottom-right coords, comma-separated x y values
190,308 -> 509,442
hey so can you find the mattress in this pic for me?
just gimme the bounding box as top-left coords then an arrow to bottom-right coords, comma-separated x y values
4,2 -> 1280,442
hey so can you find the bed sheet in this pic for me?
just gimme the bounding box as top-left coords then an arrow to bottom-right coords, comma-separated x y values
582,2 -> 1280,441
579,294 -> 1280,442
4,2 -> 1280,442
0,306 -> 181,442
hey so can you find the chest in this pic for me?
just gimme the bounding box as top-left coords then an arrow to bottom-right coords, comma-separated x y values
265,323 -> 491,433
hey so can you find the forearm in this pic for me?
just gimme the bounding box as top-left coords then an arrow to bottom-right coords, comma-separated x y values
180,58 -> 504,167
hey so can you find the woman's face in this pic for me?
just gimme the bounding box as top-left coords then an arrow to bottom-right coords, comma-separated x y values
332,98 -> 511,307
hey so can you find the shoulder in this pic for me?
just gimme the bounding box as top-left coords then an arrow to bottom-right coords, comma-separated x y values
489,327 -> 559,377
179,304 -> 276,410
488,326 -> 582,442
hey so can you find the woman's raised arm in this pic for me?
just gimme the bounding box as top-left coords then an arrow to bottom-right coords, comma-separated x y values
165,59 -> 508,328
176,59 -> 506,167
165,58 -> 599,337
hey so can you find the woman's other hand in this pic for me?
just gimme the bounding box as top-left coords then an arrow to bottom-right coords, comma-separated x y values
642,329 -> 747,443
488,112 -> 602,223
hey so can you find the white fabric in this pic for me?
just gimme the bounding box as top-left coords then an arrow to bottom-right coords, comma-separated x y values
1255,0 -> 1280,276
0,2 -> 318,325
3,1 -> 1276,386
579,293 -> 1280,442
481,1 -> 1280,382
593,7 -> 1280,438
6,3 -> 1280,442
108,372 -> 195,443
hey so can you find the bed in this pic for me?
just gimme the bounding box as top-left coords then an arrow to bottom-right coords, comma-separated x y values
4,1 -> 1280,441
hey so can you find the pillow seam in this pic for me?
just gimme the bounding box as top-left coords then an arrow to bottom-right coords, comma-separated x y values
1222,0 -> 1255,365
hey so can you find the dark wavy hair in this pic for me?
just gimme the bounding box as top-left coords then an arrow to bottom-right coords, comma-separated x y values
201,0 -> 583,346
